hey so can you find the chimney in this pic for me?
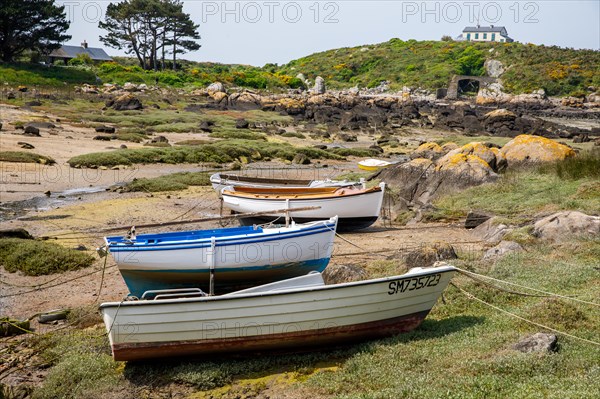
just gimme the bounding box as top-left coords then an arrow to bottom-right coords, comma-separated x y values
81,40 -> 88,49
491,24 -> 494,28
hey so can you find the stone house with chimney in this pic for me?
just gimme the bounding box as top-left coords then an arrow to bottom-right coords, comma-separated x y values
48,40 -> 113,64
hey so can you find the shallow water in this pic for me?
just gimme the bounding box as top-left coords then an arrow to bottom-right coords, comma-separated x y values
0,185 -> 112,222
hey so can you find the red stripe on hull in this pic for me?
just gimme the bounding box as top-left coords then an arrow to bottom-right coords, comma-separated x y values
112,310 -> 430,361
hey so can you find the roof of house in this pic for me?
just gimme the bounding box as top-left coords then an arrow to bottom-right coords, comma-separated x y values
49,45 -> 112,61
463,26 -> 507,33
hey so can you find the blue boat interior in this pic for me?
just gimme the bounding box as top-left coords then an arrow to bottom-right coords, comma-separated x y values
106,225 -> 263,244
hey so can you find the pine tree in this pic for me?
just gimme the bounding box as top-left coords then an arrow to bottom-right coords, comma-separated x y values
0,0 -> 70,62
99,0 -> 200,71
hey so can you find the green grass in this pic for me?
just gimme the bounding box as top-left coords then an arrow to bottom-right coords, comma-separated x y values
114,132 -> 148,143
428,166 -> 600,225
209,130 -> 267,141
326,147 -> 379,157
280,40 -> 600,95
538,150 -> 600,180
0,62 -> 96,86
0,238 -> 94,276
123,172 -> 211,192
307,239 -> 600,399
31,329 -> 124,399
174,139 -> 213,146
28,238 -> 600,398
435,135 -> 513,148
68,139 -> 344,168
280,132 -> 306,139
334,171 -> 375,181
3,41 -> 597,95
0,151 -> 55,164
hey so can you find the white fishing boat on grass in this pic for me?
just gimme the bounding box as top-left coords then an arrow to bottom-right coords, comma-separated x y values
210,173 -> 362,195
99,263 -> 457,361
103,217 -> 337,298
221,182 -> 386,232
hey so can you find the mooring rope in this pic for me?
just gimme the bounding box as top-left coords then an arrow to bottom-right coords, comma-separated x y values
456,267 -> 600,308
452,283 -> 600,347
0,265 -> 118,298
94,254 -> 109,302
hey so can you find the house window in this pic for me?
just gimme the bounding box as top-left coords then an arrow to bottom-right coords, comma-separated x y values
467,33 -> 471,40
492,33 -> 496,41
483,33 -> 487,40
500,38 -> 504,42
475,33 -> 479,39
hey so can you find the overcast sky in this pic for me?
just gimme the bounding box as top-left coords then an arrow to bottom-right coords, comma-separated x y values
58,0 -> 600,66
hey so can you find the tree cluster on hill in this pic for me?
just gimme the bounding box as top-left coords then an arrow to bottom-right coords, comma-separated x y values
99,0 -> 200,71
0,0 -> 70,62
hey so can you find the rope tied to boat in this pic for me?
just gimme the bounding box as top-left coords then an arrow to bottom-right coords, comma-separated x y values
451,283 -> 600,348
455,267 -> 600,307
94,252 -> 109,302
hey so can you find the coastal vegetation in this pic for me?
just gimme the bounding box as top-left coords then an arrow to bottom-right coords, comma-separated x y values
429,150 -> 600,225
0,151 -> 56,164
67,139 -> 344,168
27,234 -> 600,398
2,40 -> 598,96
123,171 -> 211,192
0,238 -> 94,275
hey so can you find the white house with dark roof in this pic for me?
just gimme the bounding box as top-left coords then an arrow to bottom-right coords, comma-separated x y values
458,25 -> 514,43
48,40 -> 113,64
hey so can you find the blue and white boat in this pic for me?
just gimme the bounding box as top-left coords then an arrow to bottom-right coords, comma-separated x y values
104,217 -> 338,297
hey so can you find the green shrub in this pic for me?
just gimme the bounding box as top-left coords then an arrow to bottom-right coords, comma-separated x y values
67,140 -> 343,168
209,131 -> 266,141
455,46 -> 485,76
0,63 -> 96,86
0,238 -> 95,276
67,53 -> 93,66
287,77 -> 305,89
280,132 -> 306,139
124,172 -> 211,192
32,330 -> 122,399
0,151 -> 55,164
327,147 -> 378,157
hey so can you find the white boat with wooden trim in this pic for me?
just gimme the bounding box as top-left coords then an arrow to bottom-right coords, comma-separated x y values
99,264 -> 457,361
103,217 -> 337,298
221,182 -> 386,232
210,173 -> 363,195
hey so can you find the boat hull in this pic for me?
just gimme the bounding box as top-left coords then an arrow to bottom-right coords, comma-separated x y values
222,183 -> 385,232
106,218 -> 337,297
100,265 -> 456,361
112,310 -> 430,361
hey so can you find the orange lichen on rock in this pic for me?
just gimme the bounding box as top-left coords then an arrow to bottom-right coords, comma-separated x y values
436,153 -> 491,171
411,142 -> 445,161
408,158 -> 434,168
416,142 -> 443,152
437,142 -> 498,170
500,134 -> 576,163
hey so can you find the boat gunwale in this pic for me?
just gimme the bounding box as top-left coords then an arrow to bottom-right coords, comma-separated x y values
105,218 -> 337,249
99,266 -> 456,309
221,185 -> 383,201
213,173 -> 315,186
